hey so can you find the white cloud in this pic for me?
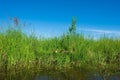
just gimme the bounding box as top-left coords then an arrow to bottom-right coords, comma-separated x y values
78,28 -> 120,35
77,28 -> 120,39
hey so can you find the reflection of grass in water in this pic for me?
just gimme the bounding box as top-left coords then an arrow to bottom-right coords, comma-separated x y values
0,67 -> 120,80
0,22 -> 120,76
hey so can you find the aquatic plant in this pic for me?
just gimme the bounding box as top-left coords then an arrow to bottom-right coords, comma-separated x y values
0,18 -> 119,75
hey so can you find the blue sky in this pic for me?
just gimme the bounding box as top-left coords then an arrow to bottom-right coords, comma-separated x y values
0,0 -> 120,38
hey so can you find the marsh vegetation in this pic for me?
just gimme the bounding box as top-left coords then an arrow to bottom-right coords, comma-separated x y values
0,18 -> 120,80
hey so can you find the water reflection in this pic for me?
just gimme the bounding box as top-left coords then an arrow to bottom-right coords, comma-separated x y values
87,75 -> 120,80
34,70 -> 120,80
0,68 -> 120,80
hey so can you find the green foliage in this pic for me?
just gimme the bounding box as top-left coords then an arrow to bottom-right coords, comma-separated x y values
0,22 -> 120,74
68,17 -> 77,35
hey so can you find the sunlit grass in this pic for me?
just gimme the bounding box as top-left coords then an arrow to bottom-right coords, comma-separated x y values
0,27 -> 120,75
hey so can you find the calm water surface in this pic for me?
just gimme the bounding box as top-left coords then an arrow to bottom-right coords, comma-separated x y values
0,68 -> 120,80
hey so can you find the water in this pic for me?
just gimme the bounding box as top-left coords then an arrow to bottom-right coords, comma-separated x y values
0,68 -> 120,80
34,71 -> 120,80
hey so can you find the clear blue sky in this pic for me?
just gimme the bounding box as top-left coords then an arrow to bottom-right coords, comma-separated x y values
0,0 -> 120,38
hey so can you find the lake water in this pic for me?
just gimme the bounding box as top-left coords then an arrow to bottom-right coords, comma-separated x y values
0,68 -> 120,80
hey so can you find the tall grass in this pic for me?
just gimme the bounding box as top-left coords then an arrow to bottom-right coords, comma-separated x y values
0,18 -> 120,75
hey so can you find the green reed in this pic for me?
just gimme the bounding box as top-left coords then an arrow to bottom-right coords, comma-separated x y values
0,26 -> 120,75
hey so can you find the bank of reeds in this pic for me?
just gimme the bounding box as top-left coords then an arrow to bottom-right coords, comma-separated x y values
0,27 -> 120,75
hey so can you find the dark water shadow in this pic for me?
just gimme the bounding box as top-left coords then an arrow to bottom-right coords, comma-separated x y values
0,68 -> 120,80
